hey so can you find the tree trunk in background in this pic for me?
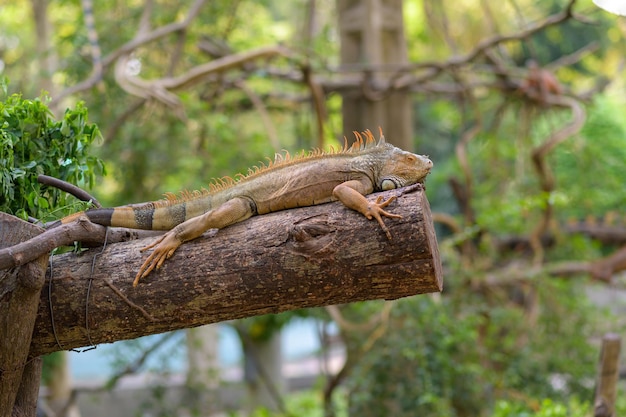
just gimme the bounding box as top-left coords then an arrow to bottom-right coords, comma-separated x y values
241,331 -> 285,413
46,351 -> 80,417
185,325 -> 219,414
30,0 -> 58,99
337,0 -> 413,150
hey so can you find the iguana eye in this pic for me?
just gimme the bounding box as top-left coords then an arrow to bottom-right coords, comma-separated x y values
381,179 -> 396,190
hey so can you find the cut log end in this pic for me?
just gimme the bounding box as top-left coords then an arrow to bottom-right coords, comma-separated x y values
420,189 -> 444,293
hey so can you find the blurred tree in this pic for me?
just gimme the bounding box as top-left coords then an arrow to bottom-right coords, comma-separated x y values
337,0 -> 413,149
185,325 -> 219,414
340,0 -> 626,416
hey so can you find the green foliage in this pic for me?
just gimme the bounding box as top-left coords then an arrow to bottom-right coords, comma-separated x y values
500,279 -> 600,400
491,397 -> 590,417
433,93 -> 626,239
346,278 -> 604,417
347,297 -> 483,417
0,78 -> 104,221
227,389 -> 347,417
41,352 -> 65,386
553,95 -> 626,218
236,312 -> 309,343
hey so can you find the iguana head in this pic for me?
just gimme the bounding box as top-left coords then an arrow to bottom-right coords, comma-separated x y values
371,130 -> 433,192
377,146 -> 433,191
351,129 -> 433,191
347,129 -> 433,191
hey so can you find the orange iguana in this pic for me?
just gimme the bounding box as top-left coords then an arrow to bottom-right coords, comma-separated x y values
53,129 -> 433,286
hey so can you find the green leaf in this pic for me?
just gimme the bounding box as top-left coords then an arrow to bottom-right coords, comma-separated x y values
0,82 -> 105,221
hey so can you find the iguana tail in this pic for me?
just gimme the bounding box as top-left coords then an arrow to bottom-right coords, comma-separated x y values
49,193 -> 215,231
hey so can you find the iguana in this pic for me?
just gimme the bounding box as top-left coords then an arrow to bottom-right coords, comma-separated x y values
54,129 -> 433,286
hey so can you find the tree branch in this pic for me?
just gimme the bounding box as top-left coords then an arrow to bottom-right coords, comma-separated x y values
23,186 -> 442,357
37,175 -> 102,208
50,0 -> 208,107
234,79 -> 281,151
114,45 -> 291,111
529,96 -> 586,264
590,245 -> 626,282
0,214 -> 159,271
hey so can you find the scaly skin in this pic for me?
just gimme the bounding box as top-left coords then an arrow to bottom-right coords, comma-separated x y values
55,129 -> 433,286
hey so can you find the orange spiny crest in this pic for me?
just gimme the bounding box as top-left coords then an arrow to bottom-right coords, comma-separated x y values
351,131 -> 364,151
341,136 -> 350,151
202,175 -> 238,194
218,176 -> 236,187
208,128 -> 385,189
349,129 -> 380,151
377,126 -> 386,143
364,129 -> 375,143
154,129 -> 386,205
154,188 -> 211,207
184,189 -> 203,199
277,150 -> 292,162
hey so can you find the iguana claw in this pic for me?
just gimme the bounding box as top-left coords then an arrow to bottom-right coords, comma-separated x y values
365,195 -> 402,240
133,232 -> 183,286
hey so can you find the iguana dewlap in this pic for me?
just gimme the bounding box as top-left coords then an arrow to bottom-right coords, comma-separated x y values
55,129 -> 433,286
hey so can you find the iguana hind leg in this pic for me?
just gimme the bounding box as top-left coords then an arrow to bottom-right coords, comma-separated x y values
133,197 -> 255,286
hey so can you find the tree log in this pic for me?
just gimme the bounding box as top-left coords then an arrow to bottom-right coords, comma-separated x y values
0,215 -> 47,417
28,185 -> 442,357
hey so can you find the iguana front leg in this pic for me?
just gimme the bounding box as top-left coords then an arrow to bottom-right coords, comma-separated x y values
133,197 -> 254,286
333,180 -> 401,240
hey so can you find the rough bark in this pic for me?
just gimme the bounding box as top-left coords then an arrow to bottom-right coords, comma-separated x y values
0,215 -> 48,417
338,0 -> 413,150
27,185 -> 442,357
594,333 -> 621,417
12,358 -> 42,417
